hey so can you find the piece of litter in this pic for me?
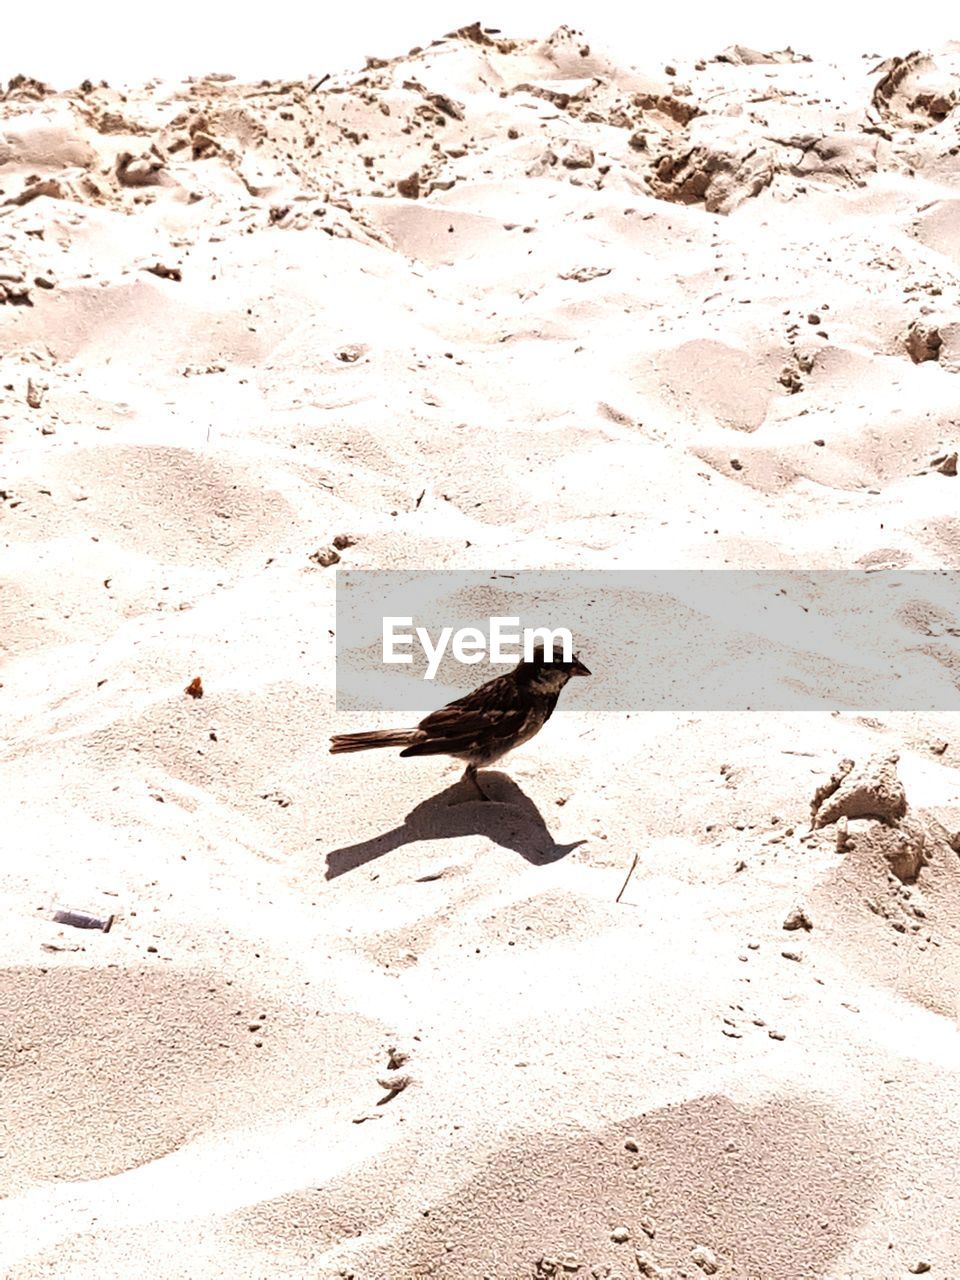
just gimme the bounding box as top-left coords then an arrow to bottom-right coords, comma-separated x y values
53,908 -> 114,932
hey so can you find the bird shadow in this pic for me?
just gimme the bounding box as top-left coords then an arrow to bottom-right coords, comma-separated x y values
324,771 -> 585,880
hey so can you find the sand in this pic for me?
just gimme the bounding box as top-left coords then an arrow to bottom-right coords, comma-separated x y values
3,25 -> 960,1280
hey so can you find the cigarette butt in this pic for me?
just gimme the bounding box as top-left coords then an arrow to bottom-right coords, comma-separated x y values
53,908 -> 114,932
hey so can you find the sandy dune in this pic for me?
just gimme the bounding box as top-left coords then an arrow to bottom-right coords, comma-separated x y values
4,26 -> 960,1279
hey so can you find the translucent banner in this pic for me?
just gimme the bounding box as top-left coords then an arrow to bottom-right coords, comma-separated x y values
334,569 -> 960,712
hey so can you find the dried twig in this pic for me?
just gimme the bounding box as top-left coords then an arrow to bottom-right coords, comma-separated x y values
615,853 -> 639,904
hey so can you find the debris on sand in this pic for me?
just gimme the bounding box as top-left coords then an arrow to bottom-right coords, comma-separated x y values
691,1244 -> 720,1274
144,262 -> 182,281
858,818 -> 931,883
53,908 -> 114,932
396,170 -> 421,198
634,1252 -> 671,1279
116,147 -> 168,186
0,274 -> 33,306
811,753 -> 906,828
310,547 -> 341,568
649,139 -> 777,214
783,906 -> 813,931
809,754 -> 955,884
376,1072 -> 412,1102
559,264 -> 612,282
906,321 -> 942,363
4,176 -> 66,206
715,44 -> 810,65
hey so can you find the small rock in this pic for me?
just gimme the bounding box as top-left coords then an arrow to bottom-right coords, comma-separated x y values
310,547 -> 341,568
396,171 -> 421,198
144,263 -> 182,282
4,177 -> 65,206
116,149 -> 167,187
812,753 -> 906,827
559,265 -> 612,283
783,906 -> 813,931
0,279 -> 33,306
624,1138 -> 639,1152
836,815 -> 850,853
26,378 -> 46,409
691,1245 -> 719,1274
781,949 -> 803,962
908,1264 -> 931,1275
562,143 -> 595,169
906,321 -> 942,363
376,1072 -> 412,1099
930,740 -> 948,755
635,1253 -> 670,1279
768,1029 -> 786,1041
937,453 -> 957,476
611,1227 -> 630,1244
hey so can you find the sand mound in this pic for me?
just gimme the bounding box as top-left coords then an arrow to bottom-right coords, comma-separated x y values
803,749 -> 960,1024
657,339 -> 780,431
322,1094 -> 877,1279
871,50 -> 958,128
650,131 -> 778,213
0,105 -> 98,169
0,965 -> 379,1194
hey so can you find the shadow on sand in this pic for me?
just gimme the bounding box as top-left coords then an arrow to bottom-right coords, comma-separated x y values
324,772 -> 585,879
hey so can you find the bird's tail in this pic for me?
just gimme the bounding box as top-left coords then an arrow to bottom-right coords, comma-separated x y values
329,728 -> 418,754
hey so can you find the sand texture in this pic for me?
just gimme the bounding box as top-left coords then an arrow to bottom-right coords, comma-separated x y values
4,26 -> 960,1280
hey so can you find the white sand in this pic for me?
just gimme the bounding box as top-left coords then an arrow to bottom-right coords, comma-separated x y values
3,28 -> 960,1279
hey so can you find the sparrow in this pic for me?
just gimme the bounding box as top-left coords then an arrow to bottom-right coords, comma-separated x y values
330,646 -> 590,799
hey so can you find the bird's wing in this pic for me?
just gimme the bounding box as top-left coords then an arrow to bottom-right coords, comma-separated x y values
399,674 -> 530,758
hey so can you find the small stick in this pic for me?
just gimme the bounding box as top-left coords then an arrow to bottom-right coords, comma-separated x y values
615,853 -> 639,904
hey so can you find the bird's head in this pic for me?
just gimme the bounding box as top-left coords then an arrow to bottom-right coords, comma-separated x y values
514,644 -> 590,693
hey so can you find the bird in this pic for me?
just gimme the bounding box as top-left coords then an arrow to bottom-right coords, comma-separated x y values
330,646 -> 590,799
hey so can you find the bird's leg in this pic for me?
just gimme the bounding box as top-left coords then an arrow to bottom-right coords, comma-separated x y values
462,763 -> 490,802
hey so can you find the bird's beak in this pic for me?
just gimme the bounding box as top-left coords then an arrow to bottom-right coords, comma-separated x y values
571,655 -> 591,677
